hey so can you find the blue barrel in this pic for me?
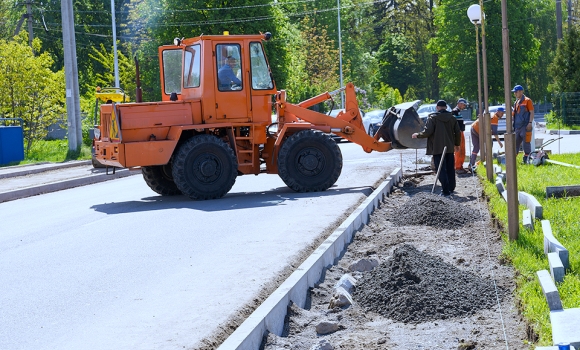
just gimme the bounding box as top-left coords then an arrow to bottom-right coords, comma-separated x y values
0,126 -> 25,165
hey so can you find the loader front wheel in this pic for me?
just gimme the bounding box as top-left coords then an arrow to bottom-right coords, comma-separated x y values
278,130 -> 343,192
172,135 -> 238,200
142,164 -> 181,196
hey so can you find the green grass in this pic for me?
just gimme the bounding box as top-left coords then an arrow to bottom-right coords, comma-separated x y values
1,139 -> 92,167
480,153 -> 580,345
546,122 -> 580,131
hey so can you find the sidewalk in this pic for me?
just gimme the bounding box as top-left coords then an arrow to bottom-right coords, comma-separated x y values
0,161 -> 141,203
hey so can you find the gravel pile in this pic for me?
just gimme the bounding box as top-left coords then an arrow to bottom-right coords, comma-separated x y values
389,192 -> 477,229
352,244 -> 504,324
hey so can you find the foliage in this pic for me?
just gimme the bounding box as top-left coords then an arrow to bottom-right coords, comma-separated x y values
88,43 -> 136,101
429,0 -> 541,104
374,83 -> 402,110
300,15 -> 340,95
375,33 -> 421,98
480,153 -> 580,345
549,26 -> 580,94
0,34 -> 65,154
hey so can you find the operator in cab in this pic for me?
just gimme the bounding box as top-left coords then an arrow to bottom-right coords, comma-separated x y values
218,56 -> 242,90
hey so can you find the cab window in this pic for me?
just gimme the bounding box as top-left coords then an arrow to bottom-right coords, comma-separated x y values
250,42 -> 274,90
162,49 -> 183,94
217,44 -> 242,91
183,44 -> 201,88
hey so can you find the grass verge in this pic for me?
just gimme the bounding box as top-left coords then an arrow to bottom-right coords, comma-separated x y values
1,140 -> 92,167
480,153 -> 580,346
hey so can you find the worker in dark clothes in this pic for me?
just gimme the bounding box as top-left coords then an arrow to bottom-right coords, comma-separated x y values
452,98 -> 468,173
412,100 -> 462,197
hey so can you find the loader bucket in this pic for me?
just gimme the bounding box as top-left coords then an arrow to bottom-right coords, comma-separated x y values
375,105 -> 426,149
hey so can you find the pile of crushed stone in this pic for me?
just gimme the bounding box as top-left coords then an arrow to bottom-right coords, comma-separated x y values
389,192 -> 477,229
352,244 -> 504,324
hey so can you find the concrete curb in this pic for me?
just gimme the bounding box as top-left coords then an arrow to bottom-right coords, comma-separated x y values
0,168 -> 140,203
217,168 -> 403,350
0,160 -> 92,179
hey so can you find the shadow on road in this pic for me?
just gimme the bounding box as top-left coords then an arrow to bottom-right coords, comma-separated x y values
90,185 -> 375,214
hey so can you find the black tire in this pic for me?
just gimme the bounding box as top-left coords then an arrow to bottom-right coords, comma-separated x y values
278,130 -> 343,192
172,135 -> 238,200
142,164 -> 181,196
91,155 -> 106,168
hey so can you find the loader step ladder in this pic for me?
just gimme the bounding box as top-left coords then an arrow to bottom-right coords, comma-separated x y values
233,123 -> 256,169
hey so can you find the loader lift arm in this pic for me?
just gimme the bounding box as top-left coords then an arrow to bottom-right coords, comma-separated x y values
276,82 -> 424,153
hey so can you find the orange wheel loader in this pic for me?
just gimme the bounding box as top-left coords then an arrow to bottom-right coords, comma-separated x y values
94,32 -> 426,200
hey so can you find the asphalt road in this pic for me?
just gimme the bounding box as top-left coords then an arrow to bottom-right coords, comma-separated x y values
0,142 -> 418,350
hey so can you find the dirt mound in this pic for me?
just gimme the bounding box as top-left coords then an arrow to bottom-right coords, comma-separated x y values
389,192 -> 477,229
352,244 -> 504,324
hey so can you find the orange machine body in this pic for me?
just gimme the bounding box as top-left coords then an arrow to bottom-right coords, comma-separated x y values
95,33 -> 392,174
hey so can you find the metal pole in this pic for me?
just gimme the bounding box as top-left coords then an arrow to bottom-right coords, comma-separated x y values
61,0 -> 82,151
475,23 -> 484,169
556,0 -> 563,39
26,0 -> 33,47
111,0 -> 120,88
337,0 -> 344,109
480,1 -> 493,181
501,0 -> 518,240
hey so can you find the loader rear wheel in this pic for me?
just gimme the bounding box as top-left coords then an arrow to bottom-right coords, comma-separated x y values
172,135 -> 238,200
142,164 -> 181,196
278,130 -> 342,192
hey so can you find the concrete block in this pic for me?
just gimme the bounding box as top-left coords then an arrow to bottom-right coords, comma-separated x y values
537,270 -> 563,311
546,185 -> 580,199
542,220 -> 570,270
496,155 -> 506,165
496,178 -> 506,195
519,191 -> 543,219
501,190 -> 508,201
550,308 -> 580,348
494,164 -> 502,174
523,209 -> 534,231
501,171 -> 507,183
548,252 -> 565,283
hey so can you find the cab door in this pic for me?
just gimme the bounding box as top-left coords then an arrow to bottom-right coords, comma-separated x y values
214,43 -> 249,121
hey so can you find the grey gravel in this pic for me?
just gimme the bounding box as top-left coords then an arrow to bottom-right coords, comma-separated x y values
389,192 -> 477,229
352,244 -> 504,324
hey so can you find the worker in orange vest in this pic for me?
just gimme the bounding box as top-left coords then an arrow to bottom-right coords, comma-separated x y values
452,98 -> 467,173
468,107 -> 505,172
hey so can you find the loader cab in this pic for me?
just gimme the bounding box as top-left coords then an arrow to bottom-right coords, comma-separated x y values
158,33 -> 276,125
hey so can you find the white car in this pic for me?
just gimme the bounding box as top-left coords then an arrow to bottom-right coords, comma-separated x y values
362,109 -> 386,136
416,103 -> 452,122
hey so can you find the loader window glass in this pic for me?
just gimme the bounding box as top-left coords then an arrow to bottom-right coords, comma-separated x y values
183,44 -> 201,88
163,49 -> 183,95
250,42 -> 274,90
217,44 -> 242,91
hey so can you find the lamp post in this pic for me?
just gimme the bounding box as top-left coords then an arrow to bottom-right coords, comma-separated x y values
467,3 -> 493,181
467,5 -> 484,173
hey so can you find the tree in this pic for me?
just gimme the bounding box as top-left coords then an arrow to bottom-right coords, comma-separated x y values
549,26 -> 580,93
0,35 -> 65,153
375,33 -> 422,97
429,0 -> 541,104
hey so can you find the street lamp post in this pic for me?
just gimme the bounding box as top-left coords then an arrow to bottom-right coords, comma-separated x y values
467,5 -> 484,173
467,3 -> 493,181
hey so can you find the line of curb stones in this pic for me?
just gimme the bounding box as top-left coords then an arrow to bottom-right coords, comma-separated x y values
217,168 -> 403,350
0,167 -> 140,203
492,164 -> 579,347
